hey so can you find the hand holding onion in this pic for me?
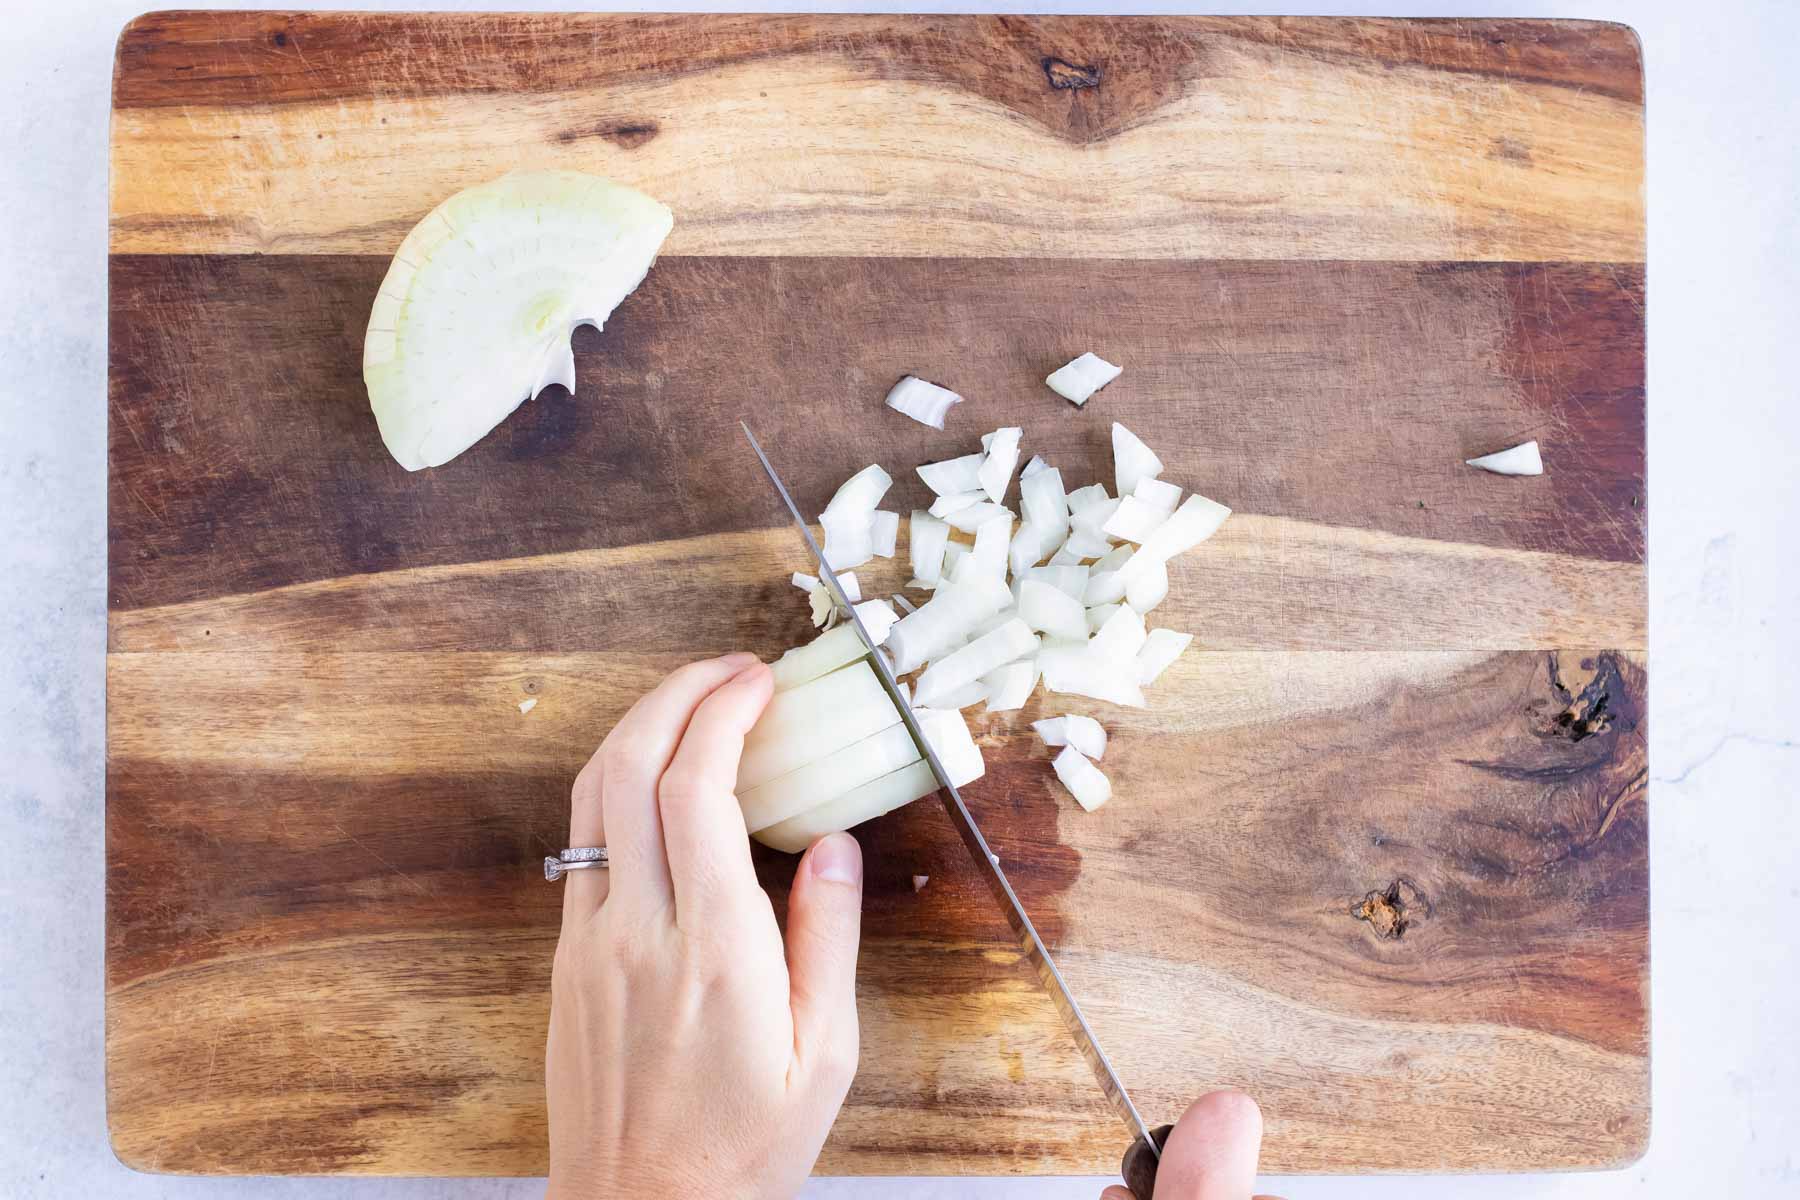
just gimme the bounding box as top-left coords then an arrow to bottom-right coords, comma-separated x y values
546,653 -> 863,1200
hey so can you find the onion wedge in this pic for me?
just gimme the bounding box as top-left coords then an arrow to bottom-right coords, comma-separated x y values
1111,423 -> 1165,498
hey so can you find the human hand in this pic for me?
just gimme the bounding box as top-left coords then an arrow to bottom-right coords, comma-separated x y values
545,652 -> 864,1200
1101,1092 -> 1280,1200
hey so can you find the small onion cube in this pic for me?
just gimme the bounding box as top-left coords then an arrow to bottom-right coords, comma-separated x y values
888,573 -> 1012,673
810,586 -> 836,628
1009,520 -> 1063,577
941,542 -> 970,579
1047,545 -> 1085,566
1046,352 -> 1122,406
1112,422 -> 1165,498
836,571 -> 863,603
1031,716 -> 1069,746
944,502 -> 1012,533
1093,544 -> 1135,574
1090,604 -> 1148,659
977,427 -> 1023,504
1053,746 -> 1113,811
886,376 -> 963,430
820,509 -> 874,570
1064,527 -> 1114,559
852,598 -> 900,645
1466,440 -> 1544,476
929,490 -> 986,519
970,512 -> 1013,580
913,617 -> 1037,707
982,660 -> 1039,712
1118,493 -> 1232,585
1067,484 -> 1112,515
1086,602 -> 1123,633
1137,628 -> 1194,684
1133,477 -> 1182,514
1084,568 -> 1129,606
1102,494 -> 1171,544
917,453 -> 986,496
1038,644 -> 1146,707
1020,454 -> 1050,479
1026,563 -> 1090,600
824,464 -> 893,516
792,571 -> 820,592
1020,580 -> 1089,642
1020,466 -> 1070,529
1125,558 -> 1169,613
870,510 -> 900,558
909,511 -> 950,586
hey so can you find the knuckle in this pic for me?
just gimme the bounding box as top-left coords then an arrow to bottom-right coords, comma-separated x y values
656,767 -> 710,810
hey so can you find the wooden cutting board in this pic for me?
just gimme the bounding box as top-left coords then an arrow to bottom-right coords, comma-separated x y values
106,12 -> 1647,1177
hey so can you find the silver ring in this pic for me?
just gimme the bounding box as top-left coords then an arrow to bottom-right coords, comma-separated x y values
544,846 -> 608,881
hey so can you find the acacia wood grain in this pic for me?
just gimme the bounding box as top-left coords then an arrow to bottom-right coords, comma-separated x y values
106,10 -> 1649,1178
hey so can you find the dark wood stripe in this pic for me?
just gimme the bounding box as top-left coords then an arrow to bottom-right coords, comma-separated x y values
108,255 -> 1644,611
113,13 -> 1643,123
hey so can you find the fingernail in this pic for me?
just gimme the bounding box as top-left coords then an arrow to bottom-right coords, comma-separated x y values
810,833 -> 862,886
719,651 -> 759,669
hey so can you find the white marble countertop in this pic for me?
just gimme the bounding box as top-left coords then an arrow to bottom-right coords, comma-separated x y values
3,0 -> 1796,1196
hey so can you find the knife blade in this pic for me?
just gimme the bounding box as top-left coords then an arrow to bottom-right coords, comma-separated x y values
740,423 -> 1165,1193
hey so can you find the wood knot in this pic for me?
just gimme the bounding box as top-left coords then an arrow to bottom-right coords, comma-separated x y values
1354,879 -> 1429,940
1542,652 -> 1630,743
1043,57 -> 1102,90
553,120 -> 661,150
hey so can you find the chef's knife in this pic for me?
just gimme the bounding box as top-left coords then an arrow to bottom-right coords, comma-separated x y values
741,423 -> 1168,1197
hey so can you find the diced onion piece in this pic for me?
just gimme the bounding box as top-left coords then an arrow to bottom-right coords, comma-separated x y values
1133,477 -> 1182,514
771,625 -> 866,691
836,571 -> 863,603
915,707 -> 987,786
932,679 -> 990,709
969,512 -> 1013,581
1064,527 -> 1114,559
824,464 -> 893,517
738,660 -> 901,790
1026,563 -> 1090,600
983,661 -> 1039,712
888,573 -> 1012,673
1117,493 -> 1232,585
1102,494 -> 1171,544
977,427 -> 1023,504
364,170 -> 674,471
1071,497 -> 1120,536
738,721 -> 922,833
1093,544 -> 1135,574
809,586 -> 836,628
1039,645 -> 1146,707
909,511 -> 950,587
1053,746 -> 1113,811
1032,716 -> 1069,746
886,376 -> 963,430
820,509 -> 874,570
1137,628 -> 1194,684
519,697 -> 538,714
1020,454 -> 1050,479
1009,520 -> 1063,577
917,454 -> 986,496
941,543 -> 970,579
1064,714 -> 1107,759
853,598 -> 900,645
1466,440 -> 1544,476
1020,580 -> 1089,642
1067,484 -> 1112,515
1084,570 -> 1128,606
1086,602 -> 1122,633
944,502 -> 1012,533
1090,605 -> 1148,659
1047,545 -> 1085,566
1125,558 -> 1169,613
913,617 -> 1037,707
929,490 -> 985,519
755,759 -> 935,853
912,874 -> 930,892
1020,466 -> 1070,529
792,571 -> 820,592
1046,352 -> 1122,406
1112,422 -> 1165,498
870,510 -> 899,558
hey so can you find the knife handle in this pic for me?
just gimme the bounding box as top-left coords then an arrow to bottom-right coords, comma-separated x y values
1121,1124 -> 1173,1199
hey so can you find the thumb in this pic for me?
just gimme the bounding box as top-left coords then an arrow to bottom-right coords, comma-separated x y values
786,832 -> 863,1088
1154,1091 -> 1264,1200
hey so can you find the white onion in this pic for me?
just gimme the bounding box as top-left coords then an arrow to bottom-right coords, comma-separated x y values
754,759 -> 934,853
1067,483 -> 1112,515
1020,465 -> 1070,529
1466,440 -> 1544,476
737,660 -> 901,790
933,679 -> 991,709
791,571 -> 819,592
969,512 -> 1013,581
888,573 -> 1012,673
820,509 -> 874,571
1084,570 -> 1127,606
364,170 -> 673,471
913,617 -> 1037,707
1019,580 -> 1089,642
853,598 -> 900,645
1034,714 -> 1106,759
1133,477 -> 1182,513
1047,545 -> 1085,566
944,502 -> 1012,533
917,453 -> 986,496
1102,494 -> 1171,544
836,571 -> 863,603
1125,558 -> 1169,613
824,464 -> 893,517
983,661 -> 1039,712
1085,602 -> 1121,633
1045,352 -> 1122,406
1137,628 -> 1193,684
1038,644 -> 1146,707
1093,544 -> 1135,574
1052,745 -> 1112,811
870,510 -> 899,558
928,490 -> 986,518
1090,605 -> 1148,659
1026,563 -> 1090,599
1071,496 -> 1120,535
809,586 -> 836,628
1063,528 -> 1114,559
886,376 -> 963,430
941,543 -> 970,579
977,427 -> 1023,504
770,625 -> 867,691
909,511 -> 950,587
1112,422 -> 1165,498
1031,716 -> 1070,746
1009,520 -> 1062,577
738,721 -> 923,833
1116,493 -> 1232,586
1020,454 -> 1050,479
